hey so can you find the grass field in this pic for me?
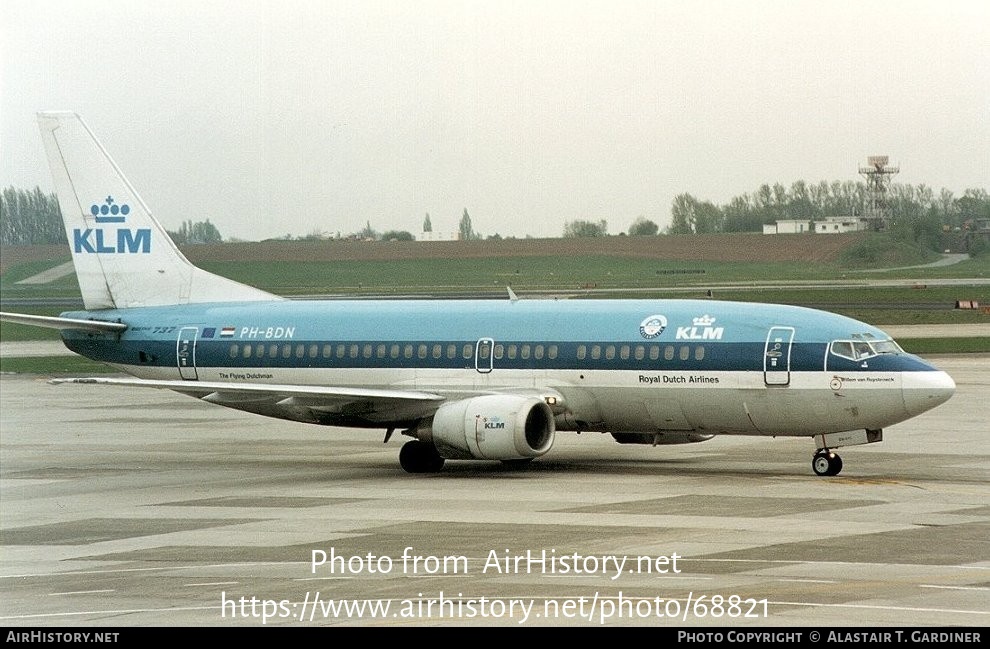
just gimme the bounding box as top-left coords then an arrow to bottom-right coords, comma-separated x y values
2,236 -> 988,347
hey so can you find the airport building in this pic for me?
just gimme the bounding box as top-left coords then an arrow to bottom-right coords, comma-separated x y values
763,217 -> 869,235
763,219 -> 811,234
815,216 -> 871,233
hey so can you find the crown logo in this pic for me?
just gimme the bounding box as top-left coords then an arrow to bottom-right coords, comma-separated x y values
692,314 -> 716,327
91,196 -> 130,223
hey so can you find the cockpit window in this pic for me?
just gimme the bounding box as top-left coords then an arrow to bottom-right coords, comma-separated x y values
830,338 -> 903,361
871,340 -> 903,354
852,342 -> 873,359
830,341 -> 854,359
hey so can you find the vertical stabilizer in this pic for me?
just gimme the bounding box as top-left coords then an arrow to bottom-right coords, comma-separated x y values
37,111 -> 278,309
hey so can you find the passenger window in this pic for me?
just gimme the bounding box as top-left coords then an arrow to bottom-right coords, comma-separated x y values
229,344 -> 239,358
635,345 -> 645,361
432,344 -> 442,359
548,345 -> 558,360
679,346 -> 690,361
447,344 -> 457,359
405,344 -> 414,359
309,344 -> 319,358
284,345 -> 293,359
695,346 -> 705,361
391,344 -> 400,359
605,345 -> 616,360
377,344 -> 386,358
462,344 -> 472,359
620,345 -> 630,360
321,344 -> 332,358
591,345 -> 601,360
649,345 -> 659,361
418,344 -> 428,359
534,345 -> 544,360
296,344 -> 306,359
494,344 -> 504,359
243,345 -> 252,359
336,344 -> 346,359
576,345 -> 586,360
363,344 -> 372,358
664,346 -> 675,361
520,345 -> 531,360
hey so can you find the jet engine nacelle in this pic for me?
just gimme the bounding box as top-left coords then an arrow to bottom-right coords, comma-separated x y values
416,395 -> 555,460
610,432 -> 715,445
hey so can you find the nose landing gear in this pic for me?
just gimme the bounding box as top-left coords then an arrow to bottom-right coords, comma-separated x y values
812,449 -> 843,476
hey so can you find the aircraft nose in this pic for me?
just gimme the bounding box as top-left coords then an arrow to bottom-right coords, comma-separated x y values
902,370 -> 956,417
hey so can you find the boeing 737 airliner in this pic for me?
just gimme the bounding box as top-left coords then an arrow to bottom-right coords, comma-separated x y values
0,112 -> 956,476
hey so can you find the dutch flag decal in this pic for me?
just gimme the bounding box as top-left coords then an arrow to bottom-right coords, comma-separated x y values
220,326 -> 236,338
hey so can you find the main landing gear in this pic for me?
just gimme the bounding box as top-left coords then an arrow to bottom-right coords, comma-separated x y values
812,449 -> 843,477
399,440 -> 445,474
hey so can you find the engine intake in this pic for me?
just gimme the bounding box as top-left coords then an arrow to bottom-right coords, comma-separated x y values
416,395 -> 555,460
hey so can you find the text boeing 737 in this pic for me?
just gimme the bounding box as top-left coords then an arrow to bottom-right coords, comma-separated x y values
0,112 -> 956,476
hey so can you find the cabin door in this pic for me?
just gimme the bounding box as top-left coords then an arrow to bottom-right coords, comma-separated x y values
763,326 -> 794,386
177,327 -> 199,380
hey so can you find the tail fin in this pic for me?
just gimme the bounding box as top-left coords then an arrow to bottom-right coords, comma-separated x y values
37,111 -> 278,310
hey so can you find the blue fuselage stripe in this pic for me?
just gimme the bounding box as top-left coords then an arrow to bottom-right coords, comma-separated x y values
63,338 -> 932,374
58,298 -> 940,375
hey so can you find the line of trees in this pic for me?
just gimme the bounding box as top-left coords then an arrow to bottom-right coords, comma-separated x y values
5,181 -> 988,247
668,181 -> 990,238
1,186 -> 225,245
1,187 -> 65,245
168,219 -> 223,245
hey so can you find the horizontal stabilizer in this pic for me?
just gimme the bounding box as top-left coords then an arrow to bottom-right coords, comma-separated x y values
0,311 -> 127,333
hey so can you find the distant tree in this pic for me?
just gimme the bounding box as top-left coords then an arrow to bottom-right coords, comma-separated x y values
693,200 -> 722,233
357,220 -> 378,240
957,188 -> 990,221
722,195 -> 761,233
628,216 -> 659,236
968,236 -> 988,258
423,213 -> 432,232
167,219 -> 223,244
668,194 -> 696,234
380,230 -> 415,241
0,186 -> 66,245
563,219 -> 607,237
459,209 -> 475,240
788,179 -> 815,219
299,228 -> 328,241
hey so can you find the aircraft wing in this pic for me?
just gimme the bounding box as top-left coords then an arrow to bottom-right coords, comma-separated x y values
50,377 -> 446,427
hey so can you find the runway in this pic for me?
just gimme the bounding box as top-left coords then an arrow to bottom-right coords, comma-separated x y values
0,356 -> 987,627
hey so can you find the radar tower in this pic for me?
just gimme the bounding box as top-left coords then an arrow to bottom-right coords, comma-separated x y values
858,155 -> 899,230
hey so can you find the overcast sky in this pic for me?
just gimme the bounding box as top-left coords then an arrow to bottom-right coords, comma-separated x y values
2,0 -> 988,241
